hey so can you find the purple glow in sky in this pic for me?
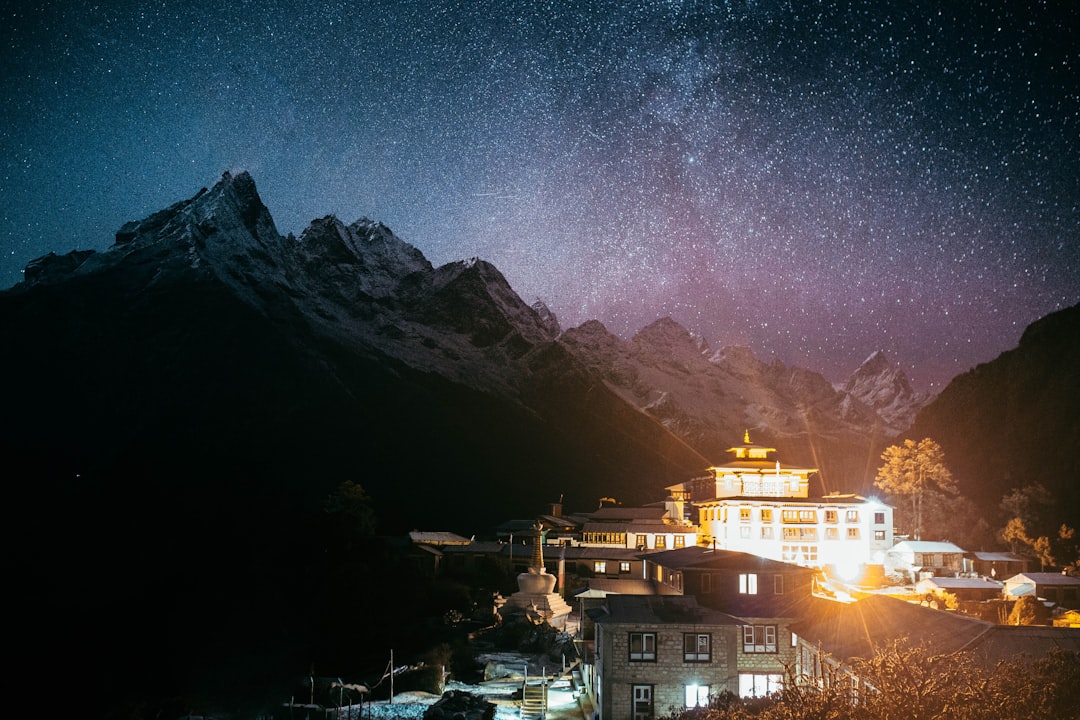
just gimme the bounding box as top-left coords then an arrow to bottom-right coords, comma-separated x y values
3,0 -> 1077,389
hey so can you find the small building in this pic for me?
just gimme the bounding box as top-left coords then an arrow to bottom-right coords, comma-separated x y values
915,576 -> 1003,603
1003,573 -> 1080,610
885,540 -> 966,580
964,551 -> 1028,580
590,595 -> 742,720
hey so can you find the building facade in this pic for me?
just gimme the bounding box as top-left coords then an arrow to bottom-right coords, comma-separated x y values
684,433 -> 894,575
591,595 -> 742,720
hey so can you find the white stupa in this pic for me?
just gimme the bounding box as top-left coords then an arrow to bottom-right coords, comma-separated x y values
502,522 -> 572,628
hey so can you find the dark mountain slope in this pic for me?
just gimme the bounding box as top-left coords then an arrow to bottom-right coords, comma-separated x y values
908,302 -> 1080,528
2,172 -> 712,714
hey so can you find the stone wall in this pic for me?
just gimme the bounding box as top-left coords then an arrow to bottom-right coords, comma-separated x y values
598,622 -> 739,720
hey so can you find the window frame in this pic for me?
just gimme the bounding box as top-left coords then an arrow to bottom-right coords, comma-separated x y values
739,573 -> 758,595
629,632 -> 657,662
683,632 -> 711,662
742,624 -> 778,653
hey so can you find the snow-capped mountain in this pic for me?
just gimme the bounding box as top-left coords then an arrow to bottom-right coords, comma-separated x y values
560,316 -> 926,492
6,171 -> 927,507
841,350 -> 929,434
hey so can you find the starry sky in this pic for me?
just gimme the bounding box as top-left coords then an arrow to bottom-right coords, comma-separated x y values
3,0 -> 1077,390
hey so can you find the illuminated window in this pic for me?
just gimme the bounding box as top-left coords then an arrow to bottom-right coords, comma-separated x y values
655,535 -> 667,549
847,528 -> 860,539
845,510 -> 859,522
685,684 -> 710,708
630,632 -> 657,661
684,633 -> 711,662
783,527 -> 818,541
620,561 -> 631,573
760,508 -> 773,522
743,625 -> 777,653
825,509 -> 838,523
674,534 -> 685,548
874,530 -> 886,541
782,509 -> 817,523
740,673 -> 783,697
739,573 -> 758,594
594,561 -> 607,574
740,507 -> 751,521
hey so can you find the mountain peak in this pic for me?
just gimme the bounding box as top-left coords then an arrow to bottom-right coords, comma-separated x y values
632,317 -> 711,357
842,350 -> 927,433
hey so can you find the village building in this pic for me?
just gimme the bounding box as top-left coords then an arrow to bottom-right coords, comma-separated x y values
682,432 -> 893,577
791,594 -> 1080,692
1003,572 -> 1080,610
915,575 -> 1004,603
579,505 -> 699,552
642,546 -> 817,696
885,540 -> 966,580
589,595 -> 743,720
964,550 -> 1029,579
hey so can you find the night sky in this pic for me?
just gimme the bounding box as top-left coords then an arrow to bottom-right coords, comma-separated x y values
3,0 -> 1077,390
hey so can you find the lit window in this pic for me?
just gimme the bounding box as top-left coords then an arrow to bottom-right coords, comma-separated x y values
685,684 -> 710,708
846,510 -> 859,522
760,508 -> 773,522
847,528 -> 860,539
825,509 -> 838,523
674,535 -> 685,548
739,673 -> 783,697
655,535 -> 667,548
740,507 -> 751,521
743,625 -> 777,653
620,561 -> 631,573
594,561 -> 607,574
630,632 -> 657,661
874,530 -> 886,541
739,573 -> 758,594
684,633 -> 711,662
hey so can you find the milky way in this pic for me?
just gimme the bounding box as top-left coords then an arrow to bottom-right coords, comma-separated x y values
3,0 -> 1077,389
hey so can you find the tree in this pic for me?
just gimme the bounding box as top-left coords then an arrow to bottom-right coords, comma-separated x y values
874,438 -> 956,541
1001,515 -> 1078,572
324,480 -> 377,551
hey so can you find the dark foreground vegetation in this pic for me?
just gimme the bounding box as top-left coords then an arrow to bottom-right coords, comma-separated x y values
662,642 -> 1080,720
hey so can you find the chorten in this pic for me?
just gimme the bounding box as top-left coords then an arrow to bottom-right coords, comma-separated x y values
502,522 -> 572,628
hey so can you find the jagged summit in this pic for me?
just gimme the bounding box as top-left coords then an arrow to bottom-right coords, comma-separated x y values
842,350 -> 928,434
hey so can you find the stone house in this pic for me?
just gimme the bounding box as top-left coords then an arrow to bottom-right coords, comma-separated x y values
642,545 -> 815,694
590,595 -> 742,720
